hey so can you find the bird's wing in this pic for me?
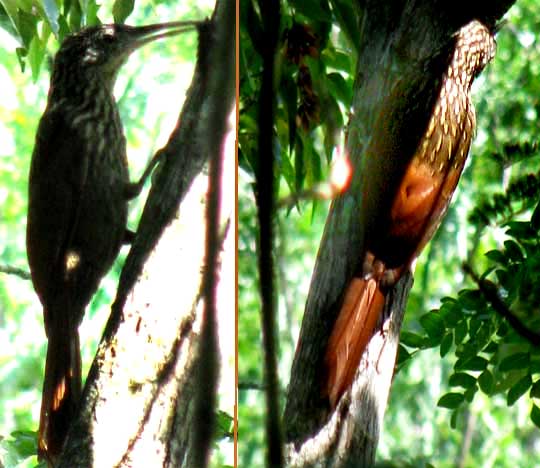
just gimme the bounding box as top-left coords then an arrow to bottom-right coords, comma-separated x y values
388,89 -> 474,261
26,107 -> 89,312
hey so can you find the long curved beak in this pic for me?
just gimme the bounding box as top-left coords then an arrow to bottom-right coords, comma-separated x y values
123,20 -> 201,51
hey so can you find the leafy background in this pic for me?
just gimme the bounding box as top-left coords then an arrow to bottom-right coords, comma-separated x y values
239,1 -> 540,467
0,1 -> 234,467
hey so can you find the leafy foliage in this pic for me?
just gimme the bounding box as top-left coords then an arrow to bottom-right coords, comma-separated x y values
239,0 -> 357,193
0,431 -> 43,468
0,0 -> 103,79
402,201 -> 540,431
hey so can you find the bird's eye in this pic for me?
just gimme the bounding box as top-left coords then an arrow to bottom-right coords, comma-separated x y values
101,25 -> 116,43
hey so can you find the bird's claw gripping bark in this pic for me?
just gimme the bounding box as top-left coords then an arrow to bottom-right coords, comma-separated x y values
362,251 -> 398,289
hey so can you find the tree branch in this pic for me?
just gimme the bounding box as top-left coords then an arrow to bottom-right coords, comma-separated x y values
256,0 -> 284,466
193,0 -> 235,465
463,262 -> 540,346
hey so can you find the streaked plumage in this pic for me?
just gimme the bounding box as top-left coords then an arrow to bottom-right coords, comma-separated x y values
325,21 -> 496,406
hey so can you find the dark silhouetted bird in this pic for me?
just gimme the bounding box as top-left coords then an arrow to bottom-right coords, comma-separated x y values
26,20 -> 198,462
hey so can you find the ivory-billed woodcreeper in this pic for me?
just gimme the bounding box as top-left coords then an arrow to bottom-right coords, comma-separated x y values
26,20 -> 197,462
324,21 -> 496,406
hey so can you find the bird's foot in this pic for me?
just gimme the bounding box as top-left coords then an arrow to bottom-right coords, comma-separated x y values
362,252 -> 399,290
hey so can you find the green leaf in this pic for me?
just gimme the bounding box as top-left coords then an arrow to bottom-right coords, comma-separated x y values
322,96 -> 343,159
419,311 -> 445,340
450,409 -> 458,429
396,344 -> 411,367
2,430 -> 38,465
289,0 -> 331,22
473,322 -> 493,351
449,372 -> 476,389
17,8 -> 38,48
464,385 -> 478,402
42,0 -> 59,35
507,375 -> 532,406
506,221 -> 536,240
68,0 -> 82,30
326,71 -> 351,105
438,392 -> 464,409
57,13 -> 70,41
484,341 -> 498,354
496,320 -> 509,338
0,0 -> 18,35
245,0 -> 263,55
485,249 -> 506,264
113,0 -> 134,24
15,47 -> 27,72
531,404 -> 540,429
400,331 -> 425,348
504,239 -> 524,262
495,268 -> 510,291
0,4 -> 19,39
294,135 -> 305,191
215,410 -> 234,440
28,34 -> 45,82
454,320 -> 468,345
440,332 -> 453,357
499,352 -> 529,372
303,136 -> 321,186
85,0 -> 100,26
458,289 -> 485,311
329,0 -> 359,54
280,70 -> 297,153
321,48 -> 352,73
478,370 -> 494,395
455,355 -> 488,372
279,152 -> 296,194
531,200 -> 540,231
456,341 -> 476,359
469,317 -> 483,338
530,379 -> 540,399
440,302 -> 461,327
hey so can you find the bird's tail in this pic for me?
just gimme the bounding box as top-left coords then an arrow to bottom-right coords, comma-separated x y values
38,321 -> 81,463
324,277 -> 386,407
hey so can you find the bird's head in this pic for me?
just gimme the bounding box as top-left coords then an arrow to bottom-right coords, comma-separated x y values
52,21 -> 198,90
453,21 -> 497,87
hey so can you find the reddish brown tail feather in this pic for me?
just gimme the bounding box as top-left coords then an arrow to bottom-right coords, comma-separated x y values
324,277 -> 385,407
38,323 -> 81,463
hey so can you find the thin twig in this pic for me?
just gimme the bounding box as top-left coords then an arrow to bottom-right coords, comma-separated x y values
238,381 -> 267,391
276,183 -> 339,210
0,264 -> 31,280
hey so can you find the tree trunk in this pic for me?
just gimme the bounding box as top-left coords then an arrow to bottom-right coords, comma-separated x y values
284,1 -> 514,466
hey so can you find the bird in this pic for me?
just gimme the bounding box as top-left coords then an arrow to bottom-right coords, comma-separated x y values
26,20 -> 198,463
324,20 -> 497,407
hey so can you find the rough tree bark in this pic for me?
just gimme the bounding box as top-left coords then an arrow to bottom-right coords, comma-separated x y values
55,0 -> 235,466
284,1 -> 515,467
